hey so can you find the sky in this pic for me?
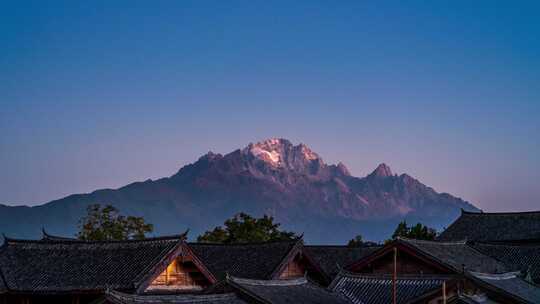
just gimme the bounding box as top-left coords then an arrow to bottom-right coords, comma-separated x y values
1,1 -> 539,212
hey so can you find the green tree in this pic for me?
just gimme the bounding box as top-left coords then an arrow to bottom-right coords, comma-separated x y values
388,220 -> 437,242
347,234 -> 364,247
391,221 -> 410,239
408,222 -> 437,240
197,213 -> 298,243
77,204 -> 153,241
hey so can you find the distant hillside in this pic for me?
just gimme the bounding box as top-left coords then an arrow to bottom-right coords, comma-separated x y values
0,138 -> 478,243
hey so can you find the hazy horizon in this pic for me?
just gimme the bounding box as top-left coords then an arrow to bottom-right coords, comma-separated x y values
1,1 -> 539,212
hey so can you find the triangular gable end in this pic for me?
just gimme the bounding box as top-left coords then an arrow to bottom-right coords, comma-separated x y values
347,241 -> 452,275
279,253 -> 307,279
271,240 -> 330,285
146,256 -> 210,291
137,242 -> 216,293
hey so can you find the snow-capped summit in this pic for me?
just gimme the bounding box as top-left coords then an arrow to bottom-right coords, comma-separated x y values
0,137 -> 479,244
243,138 -> 322,170
248,142 -> 282,165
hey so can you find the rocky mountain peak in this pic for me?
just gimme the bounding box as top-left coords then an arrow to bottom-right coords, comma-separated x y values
0,138 -> 480,244
199,151 -> 222,161
336,162 -> 351,176
243,138 -> 323,170
369,163 -> 393,178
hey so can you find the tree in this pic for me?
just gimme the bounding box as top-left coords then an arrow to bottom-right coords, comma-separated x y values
347,234 -> 379,247
391,221 -> 410,240
77,204 -> 153,241
408,222 -> 437,240
347,234 -> 364,247
388,220 -> 437,242
197,213 -> 299,243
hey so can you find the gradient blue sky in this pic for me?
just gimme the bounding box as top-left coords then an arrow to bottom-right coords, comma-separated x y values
1,1 -> 539,211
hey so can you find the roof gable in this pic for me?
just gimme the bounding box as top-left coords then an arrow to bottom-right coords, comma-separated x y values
347,238 -> 507,275
400,238 -> 507,274
0,235 -> 185,293
136,242 -> 217,293
188,240 -> 299,280
330,271 -> 453,304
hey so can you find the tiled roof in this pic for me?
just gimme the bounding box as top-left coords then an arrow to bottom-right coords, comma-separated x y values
0,235 -> 184,293
228,276 -> 351,304
102,289 -> 248,304
438,210 -> 540,242
471,241 -> 540,284
189,240 -> 299,280
0,270 -> 6,294
447,295 -> 482,304
41,229 -> 80,242
397,238 -> 508,274
304,245 -> 381,279
467,271 -> 540,304
330,271 -> 451,304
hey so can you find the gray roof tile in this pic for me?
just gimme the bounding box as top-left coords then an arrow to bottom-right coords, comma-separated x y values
304,246 -> 380,279
330,271 -> 451,304
189,240 -> 298,280
103,289 -> 247,304
471,242 -> 540,284
229,276 -> 351,304
398,238 -> 508,274
438,210 -> 540,242
468,271 -> 540,304
0,235 -> 183,292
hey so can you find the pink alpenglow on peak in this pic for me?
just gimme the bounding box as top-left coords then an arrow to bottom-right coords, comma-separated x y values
243,138 -> 322,168
370,163 -> 394,178
0,137 -> 479,244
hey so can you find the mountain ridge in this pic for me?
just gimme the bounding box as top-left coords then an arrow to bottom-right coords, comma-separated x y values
0,138 -> 478,243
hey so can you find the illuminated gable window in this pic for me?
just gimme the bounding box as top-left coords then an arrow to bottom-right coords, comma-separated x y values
279,254 -> 306,279
148,257 -> 209,290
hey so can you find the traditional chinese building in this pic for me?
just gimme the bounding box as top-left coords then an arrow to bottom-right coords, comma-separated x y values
341,237 -> 540,303
438,210 -> 540,243
304,245 -> 381,279
100,276 -> 351,304
1,210 -> 539,304
0,233 -> 333,304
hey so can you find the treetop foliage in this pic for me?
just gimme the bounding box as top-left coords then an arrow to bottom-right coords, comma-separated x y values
197,212 -> 298,243
77,204 -> 153,241
389,220 -> 437,242
347,234 -> 364,247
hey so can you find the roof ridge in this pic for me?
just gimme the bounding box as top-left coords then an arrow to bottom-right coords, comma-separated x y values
305,245 -> 349,248
398,237 -> 467,245
188,239 -> 297,246
228,275 -> 308,286
41,229 -> 78,241
472,241 -> 540,247
335,270 -> 455,280
468,271 -> 521,280
5,233 -> 186,245
462,210 -> 540,216
305,244 -> 381,248
107,289 -> 239,301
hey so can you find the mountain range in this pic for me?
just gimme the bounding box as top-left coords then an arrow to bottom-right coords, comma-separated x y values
0,138 -> 478,243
